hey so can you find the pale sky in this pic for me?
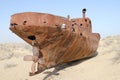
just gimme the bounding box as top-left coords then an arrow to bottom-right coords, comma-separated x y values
0,0 -> 120,42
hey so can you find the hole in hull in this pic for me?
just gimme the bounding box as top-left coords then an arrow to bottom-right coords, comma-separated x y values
23,21 -> 27,25
27,35 -> 36,40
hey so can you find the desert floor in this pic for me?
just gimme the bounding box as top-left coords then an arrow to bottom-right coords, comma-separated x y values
0,35 -> 120,80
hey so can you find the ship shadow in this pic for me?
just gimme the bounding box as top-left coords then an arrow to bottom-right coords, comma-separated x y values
43,52 -> 98,80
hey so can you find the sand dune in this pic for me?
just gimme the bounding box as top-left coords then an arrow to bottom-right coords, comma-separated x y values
0,35 -> 120,80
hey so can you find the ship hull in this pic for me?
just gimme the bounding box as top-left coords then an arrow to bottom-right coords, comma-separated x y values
9,12 -> 100,72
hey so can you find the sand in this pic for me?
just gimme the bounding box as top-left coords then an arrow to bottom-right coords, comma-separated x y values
0,35 -> 120,80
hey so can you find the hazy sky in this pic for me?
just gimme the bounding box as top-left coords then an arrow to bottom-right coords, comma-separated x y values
0,0 -> 120,42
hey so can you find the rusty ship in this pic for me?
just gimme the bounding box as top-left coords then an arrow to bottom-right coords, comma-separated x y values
9,8 -> 100,75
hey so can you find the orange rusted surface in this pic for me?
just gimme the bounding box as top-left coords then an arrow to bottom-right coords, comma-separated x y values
9,9 -> 100,74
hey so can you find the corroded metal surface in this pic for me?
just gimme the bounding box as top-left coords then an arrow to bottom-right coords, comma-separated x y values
9,9 -> 100,75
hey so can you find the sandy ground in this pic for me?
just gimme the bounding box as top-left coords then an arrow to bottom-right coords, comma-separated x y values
0,35 -> 120,80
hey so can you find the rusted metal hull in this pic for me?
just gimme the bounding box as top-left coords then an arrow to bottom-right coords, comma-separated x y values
9,12 -> 100,72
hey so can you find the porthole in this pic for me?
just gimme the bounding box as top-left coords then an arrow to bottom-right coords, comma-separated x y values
80,24 -> 82,26
80,33 -> 82,36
